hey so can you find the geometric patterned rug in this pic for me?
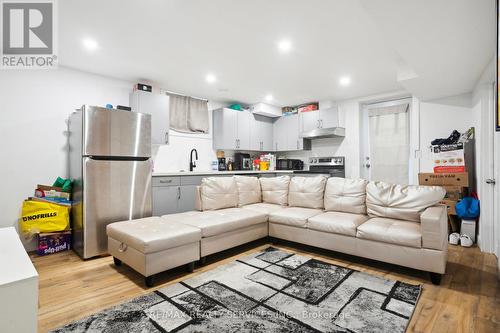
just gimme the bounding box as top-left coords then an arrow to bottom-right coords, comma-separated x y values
50,247 -> 421,333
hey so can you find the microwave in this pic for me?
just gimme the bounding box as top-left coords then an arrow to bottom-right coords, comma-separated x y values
276,159 -> 304,170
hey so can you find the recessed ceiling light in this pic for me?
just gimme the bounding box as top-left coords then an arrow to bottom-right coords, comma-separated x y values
277,39 -> 292,53
265,94 -> 273,102
205,74 -> 216,84
82,38 -> 98,51
339,76 -> 351,86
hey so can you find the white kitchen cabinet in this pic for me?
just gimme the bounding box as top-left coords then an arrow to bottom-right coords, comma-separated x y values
273,115 -> 288,151
300,110 -> 320,132
236,109 -> 252,150
286,113 -> 303,150
249,103 -> 282,118
130,90 -> 170,145
213,108 -> 255,150
299,106 -> 339,132
319,107 -> 339,128
273,113 -> 308,151
250,114 -> 274,151
152,185 -> 180,216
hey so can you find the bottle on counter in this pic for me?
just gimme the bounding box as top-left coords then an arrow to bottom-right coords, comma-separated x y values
227,158 -> 234,171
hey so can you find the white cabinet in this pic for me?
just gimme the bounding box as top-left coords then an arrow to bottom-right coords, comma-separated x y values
130,90 -> 170,145
213,108 -> 254,150
250,114 -> 274,151
273,113 -> 308,151
0,227 -> 38,333
299,106 -> 339,132
214,108 -> 273,151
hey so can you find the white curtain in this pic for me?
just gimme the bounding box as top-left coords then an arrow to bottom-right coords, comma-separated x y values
368,103 -> 410,185
169,94 -> 209,133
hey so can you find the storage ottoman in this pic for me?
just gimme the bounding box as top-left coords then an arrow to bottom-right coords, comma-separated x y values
107,216 -> 201,287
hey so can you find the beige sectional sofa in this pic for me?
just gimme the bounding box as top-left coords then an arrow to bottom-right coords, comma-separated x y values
108,175 -> 447,286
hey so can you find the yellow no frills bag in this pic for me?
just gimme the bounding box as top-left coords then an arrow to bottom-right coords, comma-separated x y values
20,200 -> 70,237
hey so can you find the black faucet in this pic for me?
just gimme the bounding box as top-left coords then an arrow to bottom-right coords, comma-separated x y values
189,148 -> 198,171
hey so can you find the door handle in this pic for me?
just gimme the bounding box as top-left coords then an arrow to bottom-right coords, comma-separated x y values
177,186 -> 181,199
486,179 -> 496,185
297,140 -> 299,149
320,119 -> 323,128
317,120 -> 320,128
165,132 -> 169,144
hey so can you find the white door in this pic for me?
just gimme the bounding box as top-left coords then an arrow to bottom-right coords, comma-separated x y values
361,99 -> 412,184
273,116 -> 287,151
286,113 -> 302,150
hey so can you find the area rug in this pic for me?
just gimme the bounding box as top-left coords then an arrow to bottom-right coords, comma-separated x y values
51,247 -> 421,333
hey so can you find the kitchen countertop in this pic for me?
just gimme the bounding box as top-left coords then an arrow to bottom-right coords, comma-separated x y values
152,170 -> 294,177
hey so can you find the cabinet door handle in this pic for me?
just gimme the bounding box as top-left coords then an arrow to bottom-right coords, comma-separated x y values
177,186 -> 181,199
320,119 -> 323,128
165,131 -> 169,144
160,179 -> 172,184
317,120 -> 320,128
297,140 -> 299,149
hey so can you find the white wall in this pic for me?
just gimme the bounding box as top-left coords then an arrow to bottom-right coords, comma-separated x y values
419,93 -> 476,173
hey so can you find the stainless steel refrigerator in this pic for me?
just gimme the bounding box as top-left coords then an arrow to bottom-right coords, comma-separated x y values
69,105 -> 152,259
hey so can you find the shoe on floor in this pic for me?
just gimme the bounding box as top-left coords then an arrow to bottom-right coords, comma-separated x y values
449,232 -> 460,245
460,234 -> 473,247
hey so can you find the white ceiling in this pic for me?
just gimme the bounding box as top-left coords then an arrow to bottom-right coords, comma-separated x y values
58,0 -> 495,105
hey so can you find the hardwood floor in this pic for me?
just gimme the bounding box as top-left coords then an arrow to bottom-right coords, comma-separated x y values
32,241 -> 499,333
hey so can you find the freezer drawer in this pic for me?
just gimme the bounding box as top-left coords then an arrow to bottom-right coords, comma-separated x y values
82,105 -> 151,158
76,157 -> 152,258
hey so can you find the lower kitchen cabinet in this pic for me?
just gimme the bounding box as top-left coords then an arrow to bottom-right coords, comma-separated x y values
178,185 -> 198,212
152,185 -> 180,216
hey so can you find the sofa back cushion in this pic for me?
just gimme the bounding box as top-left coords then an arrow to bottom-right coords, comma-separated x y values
366,181 -> 446,222
288,176 -> 327,209
260,176 -> 290,206
200,177 -> 238,210
324,177 -> 368,214
234,176 -> 262,206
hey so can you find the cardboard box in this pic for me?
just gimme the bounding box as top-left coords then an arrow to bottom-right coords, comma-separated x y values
37,231 -> 71,256
432,143 -> 466,173
440,199 -> 457,215
418,172 -> 469,187
443,186 -> 467,201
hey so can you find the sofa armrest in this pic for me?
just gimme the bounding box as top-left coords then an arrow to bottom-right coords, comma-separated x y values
421,205 -> 447,251
194,186 -> 202,211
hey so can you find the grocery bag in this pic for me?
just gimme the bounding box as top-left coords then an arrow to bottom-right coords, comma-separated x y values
20,200 -> 70,237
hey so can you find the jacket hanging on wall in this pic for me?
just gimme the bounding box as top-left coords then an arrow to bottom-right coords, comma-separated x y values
168,94 -> 209,133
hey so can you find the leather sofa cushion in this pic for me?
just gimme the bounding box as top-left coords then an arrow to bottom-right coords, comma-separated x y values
200,177 -> 238,210
269,207 -> 323,228
288,176 -> 327,209
356,217 -> 421,248
241,202 -> 286,215
234,176 -> 262,206
260,176 -> 291,205
164,208 -> 267,237
307,211 -> 369,237
106,216 -> 201,254
366,181 -> 445,222
324,177 -> 368,214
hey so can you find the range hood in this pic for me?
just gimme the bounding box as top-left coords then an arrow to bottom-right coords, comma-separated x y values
299,127 -> 346,139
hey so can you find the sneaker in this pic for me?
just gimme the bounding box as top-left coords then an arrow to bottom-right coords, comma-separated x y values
449,232 -> 460,245
460,234 -> 473,247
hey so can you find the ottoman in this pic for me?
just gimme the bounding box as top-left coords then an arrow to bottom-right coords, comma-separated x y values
107,216 -> 201,287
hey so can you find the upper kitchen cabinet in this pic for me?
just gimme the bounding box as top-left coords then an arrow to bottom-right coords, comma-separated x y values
273,113 -> 310,151
250,114 -> 273,151
213,108 -> 252,150
299,106 -> 339,132
130,90 -> 170,145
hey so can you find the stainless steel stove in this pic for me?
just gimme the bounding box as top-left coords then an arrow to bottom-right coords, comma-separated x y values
293,156 -> 345,177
